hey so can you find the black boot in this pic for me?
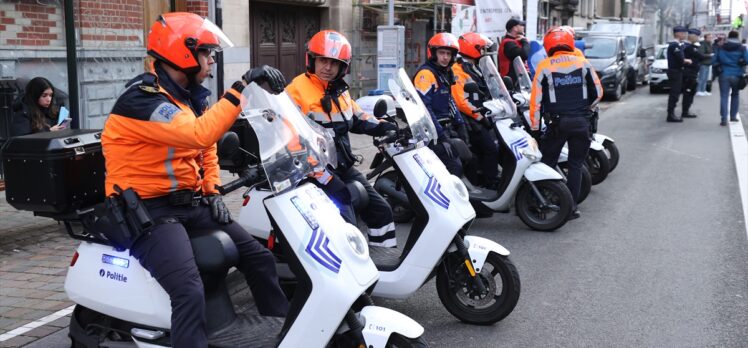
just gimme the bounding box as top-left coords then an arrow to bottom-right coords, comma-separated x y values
667,112 -> 683,122
682,112 -> 697,118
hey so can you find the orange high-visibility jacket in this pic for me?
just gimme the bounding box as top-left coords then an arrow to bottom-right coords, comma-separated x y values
528,51 -> 602,130
102,72 -> 243,198
285,73 -> 387,169
451,59 -> 488,121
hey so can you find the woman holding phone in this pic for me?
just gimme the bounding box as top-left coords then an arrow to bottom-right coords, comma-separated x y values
10,77 -> 67,136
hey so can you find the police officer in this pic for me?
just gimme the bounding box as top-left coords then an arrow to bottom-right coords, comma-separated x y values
102,13 -> 289,347
415,32 -> 466,176
529,27 -> 603,220
285,30 -> 399,248
681,28 -> 704,119
666,26 -> 693,122
451,32 -> 501,189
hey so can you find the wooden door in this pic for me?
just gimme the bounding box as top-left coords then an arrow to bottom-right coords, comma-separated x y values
251,2 -> 321,80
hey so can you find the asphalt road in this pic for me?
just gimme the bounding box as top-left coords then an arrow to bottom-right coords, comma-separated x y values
26,87 -> 748,347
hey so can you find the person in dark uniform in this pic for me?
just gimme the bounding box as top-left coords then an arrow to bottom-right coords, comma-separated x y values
681,28 -> 704,119
529,27 -> 602,220
666,26 -> 692,122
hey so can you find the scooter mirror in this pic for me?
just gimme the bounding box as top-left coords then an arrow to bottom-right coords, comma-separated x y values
217,131 -> 241,159
464,82 -> 480,94
373,99 -> 388,118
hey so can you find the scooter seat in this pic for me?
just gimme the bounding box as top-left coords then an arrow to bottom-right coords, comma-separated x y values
207,313 -> 283,348
369,245 -> 402,271
189,229 -> 240,274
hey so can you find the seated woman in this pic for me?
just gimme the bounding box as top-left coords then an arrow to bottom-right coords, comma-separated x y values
11,77 -> 65,136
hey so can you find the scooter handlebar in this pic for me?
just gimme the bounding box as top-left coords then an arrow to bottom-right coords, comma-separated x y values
217,167 -> 262,195
373,130 -> 399,147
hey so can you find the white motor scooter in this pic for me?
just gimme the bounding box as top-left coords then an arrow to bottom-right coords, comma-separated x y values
64,83 -> 426,347
511,56 -> 618,186
238,69 -> 520,325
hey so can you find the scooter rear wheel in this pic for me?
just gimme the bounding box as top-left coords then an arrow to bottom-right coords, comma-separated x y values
436,252 -> 520,325
586,149 -> 610,185
385,333 -> 429,347
515,180 -> 573,231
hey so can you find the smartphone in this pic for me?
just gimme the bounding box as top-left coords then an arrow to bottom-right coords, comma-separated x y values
58,118 -> 72,129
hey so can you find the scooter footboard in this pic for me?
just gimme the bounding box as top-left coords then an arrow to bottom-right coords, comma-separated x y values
359,306 -> 424,347
464,236 -> 510,274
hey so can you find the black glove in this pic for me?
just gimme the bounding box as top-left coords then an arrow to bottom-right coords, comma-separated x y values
243,65 -> 286,94
378,121 -> 398,133
202,194 -> 232,224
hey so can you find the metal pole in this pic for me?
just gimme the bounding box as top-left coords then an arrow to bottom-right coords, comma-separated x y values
215,0 -> 224,97
388,0 -> 394,26
433,3 -> 438,32
440,3 -> 445,32
63,0 -> 80,129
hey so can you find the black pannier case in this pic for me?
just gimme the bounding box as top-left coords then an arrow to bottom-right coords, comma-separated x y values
2,129 -> 105,215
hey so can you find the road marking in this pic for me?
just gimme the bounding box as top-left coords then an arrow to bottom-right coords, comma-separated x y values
728,113 -> 748,239
0,305 -> 75,342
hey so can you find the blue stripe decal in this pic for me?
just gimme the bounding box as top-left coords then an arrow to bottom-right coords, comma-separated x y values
305,228 -> 341,273
509,138 -> 529,160
424,177 -> 450,209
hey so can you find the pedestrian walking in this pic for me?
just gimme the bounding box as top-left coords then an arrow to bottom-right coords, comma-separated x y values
681,28 -> 704,119
714,30 -> 748,126
697,33 -> 714,95
666,26 -> 692,123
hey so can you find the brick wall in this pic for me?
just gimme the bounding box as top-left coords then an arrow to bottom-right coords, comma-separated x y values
186,0 -> 209,17
0,1 -> 64,47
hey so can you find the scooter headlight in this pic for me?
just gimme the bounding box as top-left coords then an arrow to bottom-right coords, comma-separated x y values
345,225 -> 369,259
450,175 -> 469,201
520,136 -> 542,161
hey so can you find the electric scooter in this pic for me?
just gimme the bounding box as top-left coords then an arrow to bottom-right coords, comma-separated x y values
238,70 -> 520,325
371,58 -> 574,231
64,83 -> 427,347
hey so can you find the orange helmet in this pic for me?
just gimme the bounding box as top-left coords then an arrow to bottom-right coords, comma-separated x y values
458,32 -> 495,60
306,30 -> 352,81
543,26 -> 575,56
147,12 -> 233,74
427,32 -> 459,66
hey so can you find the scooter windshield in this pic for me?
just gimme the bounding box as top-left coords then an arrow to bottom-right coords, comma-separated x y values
512,56 -> 532,93
240,83 -> 336,194
478,56 -> 518,118
388,68 -> 437,145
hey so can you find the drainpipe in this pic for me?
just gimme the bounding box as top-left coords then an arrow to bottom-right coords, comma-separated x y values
63,0 -> 80,128
215,0 -> 224,96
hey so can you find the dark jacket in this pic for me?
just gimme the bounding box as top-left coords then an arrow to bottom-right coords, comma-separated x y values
414,60 -> 464,140
715,39 -> 748,77
10,100 -> 54,136
667,40 -> 686,71
698,40 -> 714,65
683,42 -> 704,77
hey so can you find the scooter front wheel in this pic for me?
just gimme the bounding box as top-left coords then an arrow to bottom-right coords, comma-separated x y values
385,333 -> 429,347
435,252 -> 520,325
515,180 -> 573,231
602,140 -> 620,172
558,163 -> 591,204
586,149 -> 610,185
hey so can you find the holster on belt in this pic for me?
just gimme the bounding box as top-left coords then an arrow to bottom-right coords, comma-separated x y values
91,185 -> 154,250
588,109 -> 599,134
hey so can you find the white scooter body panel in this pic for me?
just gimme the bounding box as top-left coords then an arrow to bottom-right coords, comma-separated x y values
593,133 -> 613,144
589,140 -> 604,151
264,183 -> 381,346
463,235 -> 509,274
237,188 -> 273,240
524,162 -> 564,181
373,146 -> 475,298
359,305 -> 425,347
65,243 -> 172,329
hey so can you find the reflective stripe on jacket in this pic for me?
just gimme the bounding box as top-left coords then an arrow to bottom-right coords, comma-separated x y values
414,61 -> 462,138
529,51 -> 603,130
102,71 -> 242,198
451,59 -> 488,121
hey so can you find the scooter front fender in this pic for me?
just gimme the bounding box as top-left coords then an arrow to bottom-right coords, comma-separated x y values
589,140 -> 604,151
359,305 -> 424,348
464,235 -> 510,274
523,162 -> 563,181
593,133 -> 613,144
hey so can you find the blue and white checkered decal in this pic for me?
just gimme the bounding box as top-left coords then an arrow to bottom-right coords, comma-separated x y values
305,228 -> 342,274
509,137 -> 529,160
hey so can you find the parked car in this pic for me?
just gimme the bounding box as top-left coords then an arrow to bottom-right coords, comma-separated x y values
648,45 -> 668,93
583,34 -> 629,101
590,21 -> 656,90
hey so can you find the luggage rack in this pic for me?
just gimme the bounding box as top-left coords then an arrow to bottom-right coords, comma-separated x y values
35,206 -> 116,248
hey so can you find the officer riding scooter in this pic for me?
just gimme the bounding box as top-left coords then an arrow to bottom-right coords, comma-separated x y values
369,57 -> 574,231
64,82 -> 428,348
237,70 -> 521,325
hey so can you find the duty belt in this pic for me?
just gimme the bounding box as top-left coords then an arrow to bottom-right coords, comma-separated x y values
144,190 -> 202,207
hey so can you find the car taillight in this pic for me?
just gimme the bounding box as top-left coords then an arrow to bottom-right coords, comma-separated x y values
267,232 -> 275,251
70,251 -> 79,267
